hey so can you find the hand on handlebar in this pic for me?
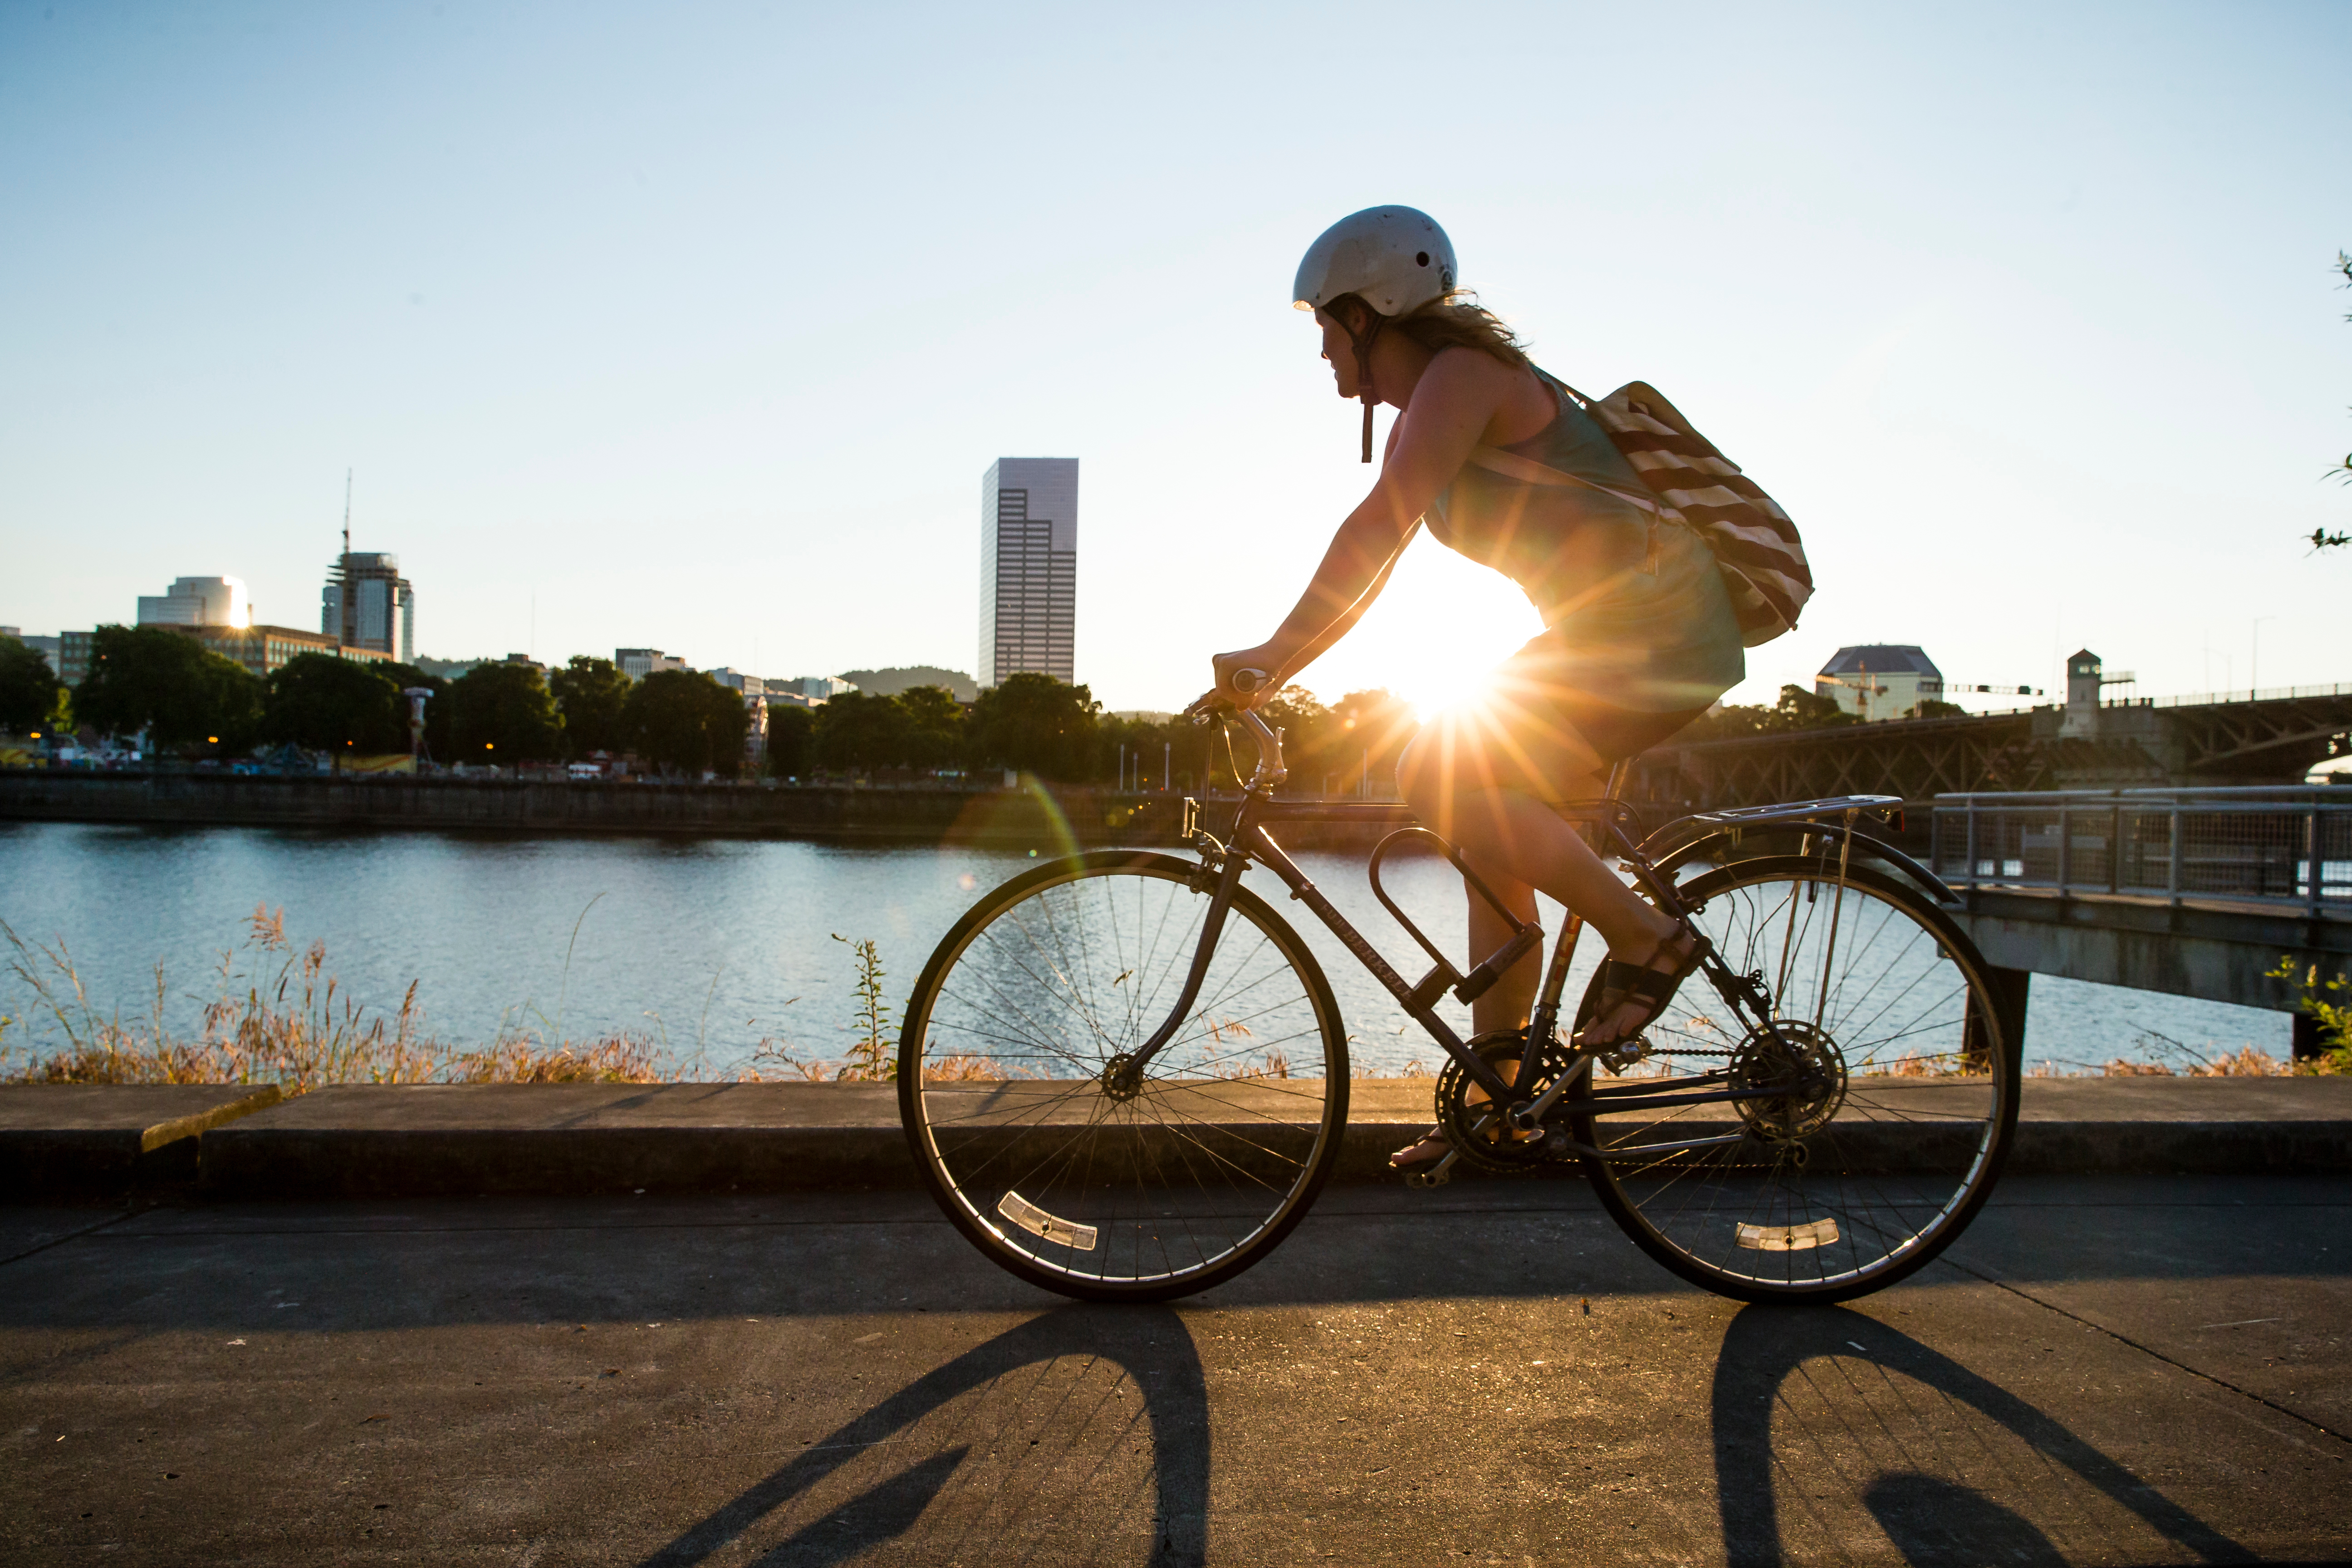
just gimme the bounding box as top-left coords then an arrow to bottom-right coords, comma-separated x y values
1184,652 -> 1277,722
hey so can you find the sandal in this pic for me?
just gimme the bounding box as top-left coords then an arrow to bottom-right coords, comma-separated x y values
1573,924 -> 1704,1052
1388,1126 -> 1451,1170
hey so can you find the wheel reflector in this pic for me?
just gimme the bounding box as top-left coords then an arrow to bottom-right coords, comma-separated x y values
1736,1218 -> 1839,1252
998,1190 -> 1098,1252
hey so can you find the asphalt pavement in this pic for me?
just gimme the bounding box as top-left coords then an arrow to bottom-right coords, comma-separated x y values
2,1175 -> 2345,1565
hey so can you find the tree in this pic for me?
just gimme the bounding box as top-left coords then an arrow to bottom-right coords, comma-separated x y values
2319,250 -> 2352,549
549,656 -> 632,757
968,672 -> 1101,780
895,685 -> 966,769
1676,684 -> 1859,742
73,625 -> 265,755
0,635 -> 65,736
814,689 -> 909,772
764,702 -> 815,778
446,662 -> 564,763
622,668 -> 749,778
262,654 -> 406,753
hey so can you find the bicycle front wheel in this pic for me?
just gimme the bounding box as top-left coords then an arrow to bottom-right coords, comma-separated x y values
1572,855 -> 2019,1303
897,851 -> 1349,1302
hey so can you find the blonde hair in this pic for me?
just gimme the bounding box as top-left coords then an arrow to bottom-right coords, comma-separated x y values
1331,289 -> 1531,371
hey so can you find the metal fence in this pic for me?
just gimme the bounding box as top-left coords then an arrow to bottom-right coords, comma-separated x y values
1931,786 -> 2352,913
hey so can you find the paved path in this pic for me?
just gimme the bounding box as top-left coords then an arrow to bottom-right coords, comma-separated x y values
2,1176 -> 2345,1564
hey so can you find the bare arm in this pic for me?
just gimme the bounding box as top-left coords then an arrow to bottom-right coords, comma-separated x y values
1212,349 -> 1520,698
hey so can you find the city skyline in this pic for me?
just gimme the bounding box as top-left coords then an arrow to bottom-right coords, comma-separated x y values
1,5 -> 2347,715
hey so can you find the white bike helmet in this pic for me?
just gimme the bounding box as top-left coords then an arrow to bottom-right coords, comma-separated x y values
1292,206 -> 1458,460
1292,205 -> 1456,316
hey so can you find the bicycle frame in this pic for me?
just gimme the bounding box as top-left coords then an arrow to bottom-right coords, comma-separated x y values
1115,709 -> 1896,1149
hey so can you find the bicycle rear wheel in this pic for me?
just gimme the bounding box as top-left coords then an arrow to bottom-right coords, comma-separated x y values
1571,855 -> 2018,1303
898,851 -> 1349,1302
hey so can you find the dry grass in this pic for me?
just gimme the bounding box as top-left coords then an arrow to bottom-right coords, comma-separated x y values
1,906 -> 806,1090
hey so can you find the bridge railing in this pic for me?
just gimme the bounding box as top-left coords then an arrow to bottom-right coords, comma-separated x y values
1931,786 -> 2352,914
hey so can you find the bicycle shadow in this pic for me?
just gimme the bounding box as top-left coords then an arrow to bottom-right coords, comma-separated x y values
639,1305 -> 1209,1568
1709,1304 -> 2255,1567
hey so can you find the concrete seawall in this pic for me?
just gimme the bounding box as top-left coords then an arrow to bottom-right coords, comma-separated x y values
6,1078 -> 2347,1202
0,771 -> 1186,845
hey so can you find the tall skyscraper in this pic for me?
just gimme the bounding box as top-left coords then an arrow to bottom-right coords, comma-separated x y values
323,552 -> 415,663
979,457 -> 1077,687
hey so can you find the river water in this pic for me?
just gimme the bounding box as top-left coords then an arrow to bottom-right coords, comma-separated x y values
0,822 -> 2287,1076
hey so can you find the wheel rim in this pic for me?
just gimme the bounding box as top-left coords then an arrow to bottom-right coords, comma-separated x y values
907,861 -> 1342,1292
1580,863 -> 2011,1294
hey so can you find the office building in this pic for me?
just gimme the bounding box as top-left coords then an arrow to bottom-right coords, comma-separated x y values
708,668 -> 764,697
186,624 -> 393,679
616,648 -> 689,681
0,629 -> 62,667
136,575 -> 252,630
324,552 -> 416,663
979,457 -> 1077,686
1817,645 -> 1944,722
780,675 -> 853,702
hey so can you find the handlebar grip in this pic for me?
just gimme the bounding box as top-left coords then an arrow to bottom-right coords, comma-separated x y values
1230,667 -> 1271,696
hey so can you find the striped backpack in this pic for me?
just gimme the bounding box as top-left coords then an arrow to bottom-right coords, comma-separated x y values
1468,379 -> 1814,647
1569,380 -> 1812,646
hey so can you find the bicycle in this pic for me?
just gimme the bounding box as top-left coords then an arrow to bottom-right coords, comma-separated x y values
896,688 -> 2019,1305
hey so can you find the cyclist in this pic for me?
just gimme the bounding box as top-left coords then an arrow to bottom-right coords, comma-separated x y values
1202,206 -> 1747,1169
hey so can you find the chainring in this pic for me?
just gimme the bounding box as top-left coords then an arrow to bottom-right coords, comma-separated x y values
1436,1032 -> 1579,1174
1727,1019 -> 1848,1142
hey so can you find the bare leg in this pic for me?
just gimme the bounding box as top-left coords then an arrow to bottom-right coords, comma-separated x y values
1387,877 -> 1540,1169
1468,876 -> 1539,1037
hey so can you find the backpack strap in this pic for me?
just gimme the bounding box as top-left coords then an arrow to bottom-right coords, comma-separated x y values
1461,445 -> 1673,521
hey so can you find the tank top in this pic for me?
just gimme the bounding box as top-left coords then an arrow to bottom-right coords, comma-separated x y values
1425,365 -> 1746,712
1424,368 -> 1656,625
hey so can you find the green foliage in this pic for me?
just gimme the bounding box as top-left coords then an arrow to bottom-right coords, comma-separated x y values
808,684 -> 968,774
549,656 -> 633,758
2269,957 -> 2352,1075
894,685 -> 965,769
832,933 -> 896,1081
837,666 -> 978,702
968,672 -> 1101,781
262,654 -> 406,753
446,662 -> 564,763
0,635 -> 65,735
622,668 -> 749,778
1911,698 -> 1969,720
2325,251 -> 2351,515
1677,684 -> 1860,742
73,626 -> 264,755
814,689 -> 911,771
763,702 -> 814,778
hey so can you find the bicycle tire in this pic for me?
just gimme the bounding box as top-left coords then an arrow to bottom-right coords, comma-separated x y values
898,850 -> 1349,1302
1570,855 -> 2018,1303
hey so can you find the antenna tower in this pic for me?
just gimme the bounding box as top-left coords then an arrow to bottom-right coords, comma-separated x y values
342,468 -> 353,559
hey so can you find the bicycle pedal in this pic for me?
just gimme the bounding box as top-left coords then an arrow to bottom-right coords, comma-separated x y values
1404,1150 -> 1459,1190
1599,1035 -> 1653,1076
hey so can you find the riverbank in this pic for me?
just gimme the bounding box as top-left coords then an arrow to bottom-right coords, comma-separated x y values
0,770 -> 1198,846
9,1078 -> 2351,1200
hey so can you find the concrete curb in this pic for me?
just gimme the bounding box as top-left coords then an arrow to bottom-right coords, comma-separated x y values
7,1078 -> 2349,1202
0,1083 -> 284,1198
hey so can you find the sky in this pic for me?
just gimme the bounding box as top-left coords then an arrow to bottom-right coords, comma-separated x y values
3,0 -> 2348,718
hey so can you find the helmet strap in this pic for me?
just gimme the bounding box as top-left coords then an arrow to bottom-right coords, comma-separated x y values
1348,312 -> 1383,464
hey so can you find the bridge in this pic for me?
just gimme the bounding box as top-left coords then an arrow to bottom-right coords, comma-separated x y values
1917,786 -> 2352,1063
1630,673 -> 2352,813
